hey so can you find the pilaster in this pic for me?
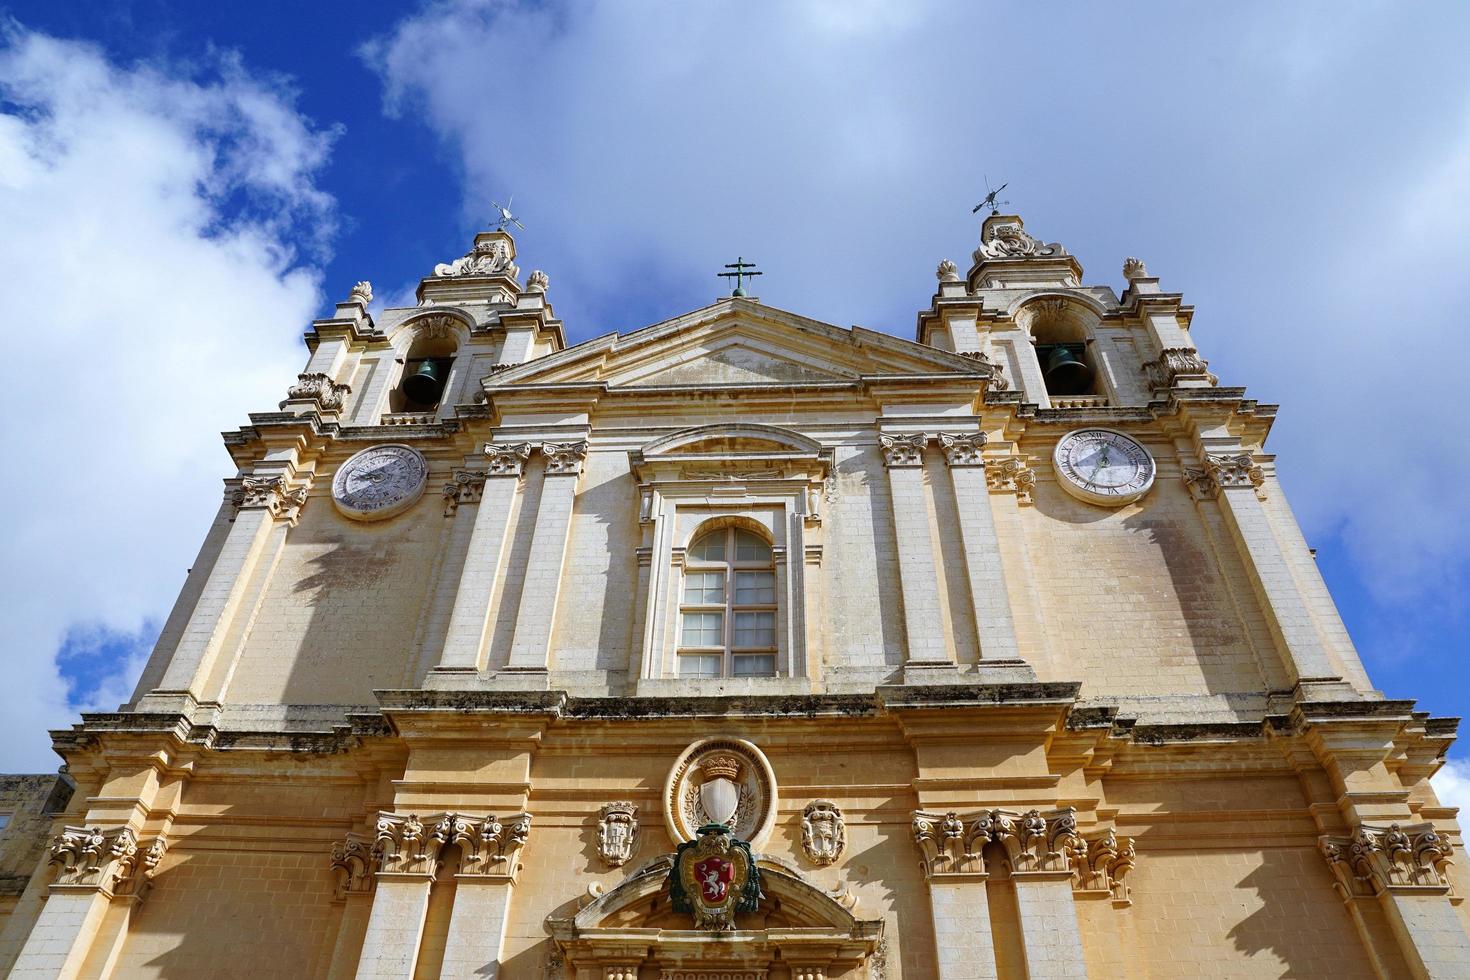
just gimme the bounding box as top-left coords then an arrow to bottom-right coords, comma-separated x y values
1183,449 -> 1349,698
936,433 -> 1032,681
503,440 -> 588,680
878,433 -> 954,679
430,443 -> 533,679
141,473 -> 308,710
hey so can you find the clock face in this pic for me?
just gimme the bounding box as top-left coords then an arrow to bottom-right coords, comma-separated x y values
1052,429 -> 1155,506
331,444 -> 429,521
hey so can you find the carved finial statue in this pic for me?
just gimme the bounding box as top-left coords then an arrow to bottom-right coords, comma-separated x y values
348,280 -> 373,305
936,259 -> 959,283
527,269 -> 550,293
1122,257 -> 1148,281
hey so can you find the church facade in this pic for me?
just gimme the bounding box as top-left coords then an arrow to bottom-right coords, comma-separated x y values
2,215 -> 1466,978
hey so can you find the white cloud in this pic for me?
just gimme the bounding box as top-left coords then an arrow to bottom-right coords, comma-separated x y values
366,1 -> 1470,621
1432,758 -> 1470,817
0,26 -> 336,769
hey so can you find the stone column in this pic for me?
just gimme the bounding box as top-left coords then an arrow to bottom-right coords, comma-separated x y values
1321,823 -> 1470,979
327,834 -> 377,980
354,814 -> 443,980
439,813 -> 531,980
936,433 -> 1030,678
879,434 -> 954,679
912,811 -> 999,979
146,476 -> 305,706
433,444 -> 533,677
9,828 -> 164,980
1184,452 -> 1344,695
504,441 -> 587,677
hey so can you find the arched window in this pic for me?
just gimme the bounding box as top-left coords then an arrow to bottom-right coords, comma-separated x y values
679,525 -> 777,678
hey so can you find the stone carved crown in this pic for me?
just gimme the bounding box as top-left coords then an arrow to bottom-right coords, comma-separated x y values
700,754 -> 742,782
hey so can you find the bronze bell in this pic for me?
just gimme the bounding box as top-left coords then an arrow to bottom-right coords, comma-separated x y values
401,359 -> 444,405
1043,345 -> 1094,396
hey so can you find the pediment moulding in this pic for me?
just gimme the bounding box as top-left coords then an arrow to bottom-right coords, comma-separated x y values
631,424 -> 834,489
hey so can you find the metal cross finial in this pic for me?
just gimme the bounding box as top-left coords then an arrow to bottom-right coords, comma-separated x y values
718,257 -> 763,297
489,197 -> 524,232
971,177 -> 1010,216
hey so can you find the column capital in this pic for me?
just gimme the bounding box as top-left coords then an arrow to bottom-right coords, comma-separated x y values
47,826 -> 167,901
879,433 -> 927,468
372,810 -> 532,883
229,475 -> 309,523
936,431 -> 987,467
1183,451 -> 1265,501
330,831 -> 377,898
1319,822 -> 1454,899
541,440 -> 589,476
484,441 -> 535,477
442,469 -> 488,516
913,807 -> 1114,885
985,456 -> 1036,504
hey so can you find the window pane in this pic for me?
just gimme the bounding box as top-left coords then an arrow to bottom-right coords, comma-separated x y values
733,610 -> 775,648
732,654 -> 776,677
679,654 -> 722,678
688,531 -> 726,563
734,529 -> 770,562
735,570 -> 775,604
683,571 -> 725,604
681,611 -> 723,647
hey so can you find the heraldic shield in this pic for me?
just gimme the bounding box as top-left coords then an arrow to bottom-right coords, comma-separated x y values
668,823 -> 763,931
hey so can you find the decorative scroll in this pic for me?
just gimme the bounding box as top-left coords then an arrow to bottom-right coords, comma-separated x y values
1320,823 -> 1454,899
443,469 -> 488,515
973,220 -> 1068,263
878,433 -> 927,468
985,457 -> 1035,504
957,350 -> 1009,390
936,432 -> 986,467
1183,452 -> 1265,501
1142,347 -> 1217,389
542,440 -> 589,476
286,372 -> 351,411
330,832 -> 376,897
231,476 -> 308,522
433,238 -> 519,279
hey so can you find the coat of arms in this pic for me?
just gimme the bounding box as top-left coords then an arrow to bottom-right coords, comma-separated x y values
668,823 -> 762,931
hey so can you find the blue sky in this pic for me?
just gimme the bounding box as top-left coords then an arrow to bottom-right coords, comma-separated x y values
1,3 -> 1466,802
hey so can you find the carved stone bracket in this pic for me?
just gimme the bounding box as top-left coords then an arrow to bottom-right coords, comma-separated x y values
912,808 -> 1083,880
485,441 -> 535,477
802,800 -> 846,866
1183,452 -> 1266,501
48,826 -> 165,900
596,802 -> 640,868
542,440 -> 589,476
285,372 -> 352,412
957,350 -> 1009,390
1141,347 -> 1217,389
1076,829 -> 1136,905
373,811 -> 530,882
442,469 -> 488,515
878,433 -> 927,469
330,832 -> 377,898
985,457 -> 1035,504
937,432 -> 987,467
1320,822 -> 1454,900
230,476 -> 309,522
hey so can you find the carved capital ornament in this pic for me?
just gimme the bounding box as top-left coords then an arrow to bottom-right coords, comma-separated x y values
878,433 -> 927,468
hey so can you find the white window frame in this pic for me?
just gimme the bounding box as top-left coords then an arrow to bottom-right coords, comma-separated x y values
677,525 -> 780,678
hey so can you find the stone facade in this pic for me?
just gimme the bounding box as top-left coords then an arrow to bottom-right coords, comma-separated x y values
1,218 -> 1466,978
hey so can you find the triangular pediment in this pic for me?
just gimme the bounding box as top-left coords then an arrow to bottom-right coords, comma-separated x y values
483,298 -> 985,390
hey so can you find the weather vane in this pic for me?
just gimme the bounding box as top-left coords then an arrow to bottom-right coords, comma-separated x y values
718,256 -> 763,297
971,177 -> 1010,216
490,197 -> 524,232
